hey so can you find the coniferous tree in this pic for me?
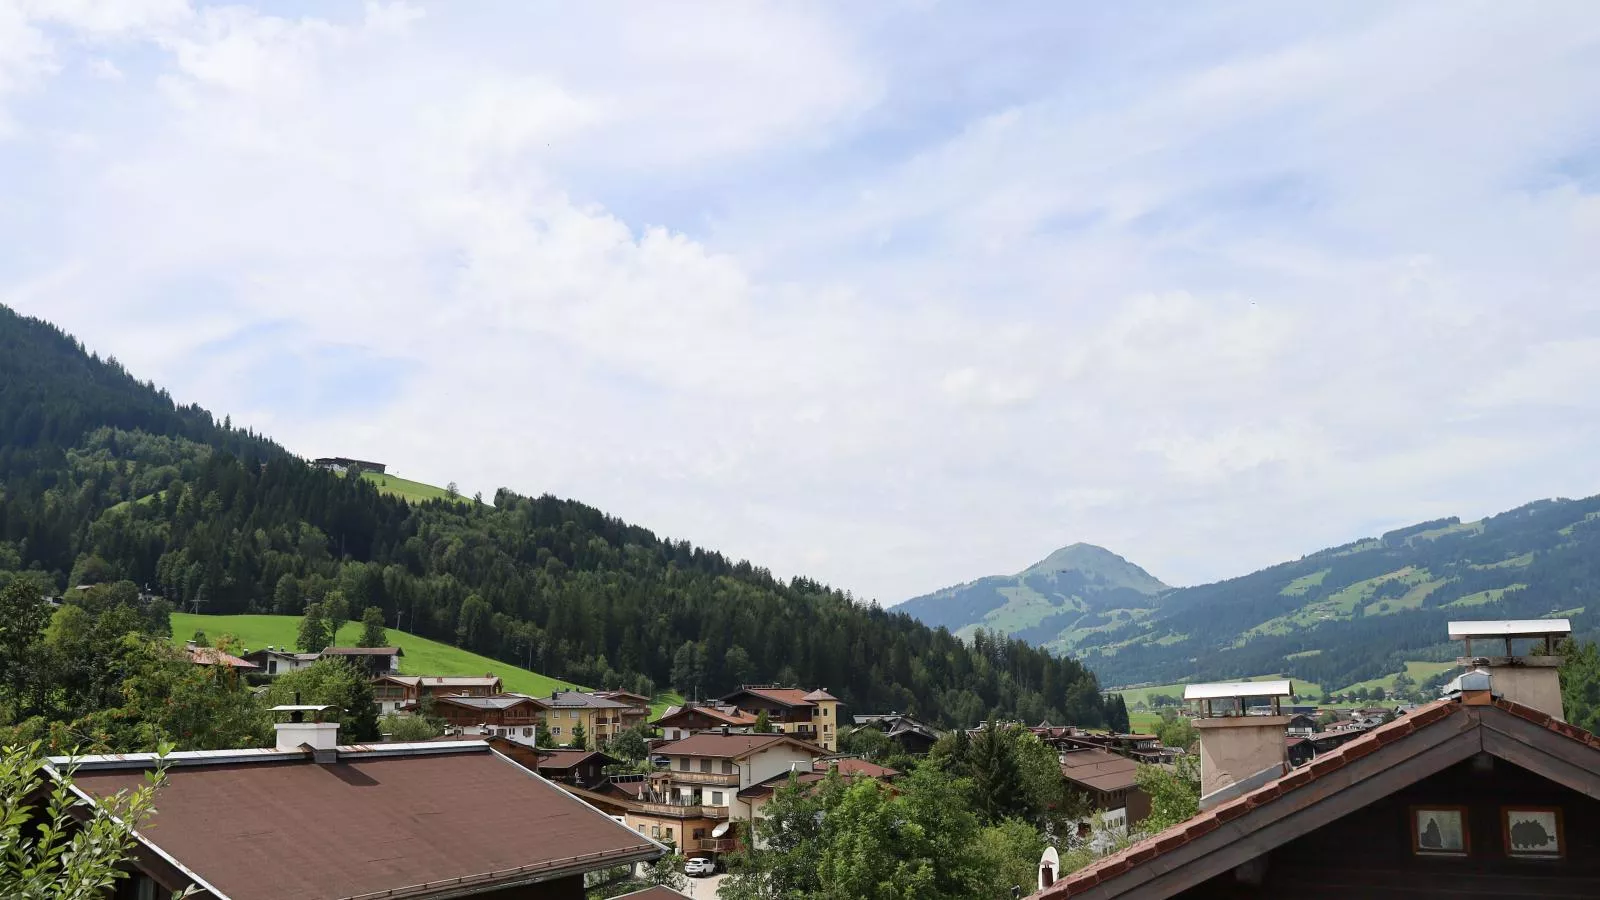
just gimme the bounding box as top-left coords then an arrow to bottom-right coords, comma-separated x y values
296,602 -> 333,653
358,606 -> 387,648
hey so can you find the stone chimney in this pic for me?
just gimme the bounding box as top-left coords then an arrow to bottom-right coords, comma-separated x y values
1450,618 -> 1570,721
1186,680 -> 1293,809
270,703 -> 340,757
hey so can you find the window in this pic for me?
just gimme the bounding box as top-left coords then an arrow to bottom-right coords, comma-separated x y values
700,758 -> 712,773
679,757 -> 690,771
1411,807 -> 1470,857
666,828 -> 674,841
722,760 -> 734,774
637,825 -> 646,833
523,727 -> 533,737
652,826 -> 661,837
821,707 -> 828,716
712,791 -> 724,805
1503,807 -> 1564,859
552,727 -> 562,736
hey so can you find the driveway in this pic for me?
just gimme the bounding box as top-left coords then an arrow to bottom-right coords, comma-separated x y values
681,873 -> 728,898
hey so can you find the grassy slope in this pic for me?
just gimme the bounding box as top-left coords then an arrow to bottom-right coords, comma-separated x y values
361,471 -> 474,505
172,613 -> 573,696
1114,673 -> 1325,708
1333,660 -> 1459,696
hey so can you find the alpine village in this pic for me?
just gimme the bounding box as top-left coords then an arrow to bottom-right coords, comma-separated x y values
5,6 -> 1600,899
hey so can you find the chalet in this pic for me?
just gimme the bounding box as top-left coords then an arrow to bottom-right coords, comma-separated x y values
626,732 -> 830,856
372,674 -> 502,714
720,685 -> 844,751
420,694 -> 546,739
183,641 -> 259,672
1059,746 -> 1151,831
818,757 -> 902,780
319,645 -> 403,674
1286,713 -> 1318,737
1033,618 -> 1600,899
240,646 -> 319,676
852,712 -> 943,755
652,702 -> 758,741
313,456 -> 386,474
52,709 -> 662,900
533,749 -> 622,789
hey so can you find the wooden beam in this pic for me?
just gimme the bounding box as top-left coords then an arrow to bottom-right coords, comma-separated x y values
1073,712 -> 1482,900
1480,723 -> 1600,801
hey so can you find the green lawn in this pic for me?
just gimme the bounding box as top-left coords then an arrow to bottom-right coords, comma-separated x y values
1128,710 -> 1163,733
1445,585 -> 1524,608
361,471 -> 476,506
172,613 -> 574,696
1333,660 -> 1459,697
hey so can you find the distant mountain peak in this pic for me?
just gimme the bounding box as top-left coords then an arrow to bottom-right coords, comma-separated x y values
1018,543 -> 1169,593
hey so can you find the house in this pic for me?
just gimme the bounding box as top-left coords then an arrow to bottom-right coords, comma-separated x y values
625,732 -> 830,856
593,690 -> 653,731
720,685 -> 844,751
532,749 -> 622,789
319,645 -> 404,674
1059,746 -> 1151,831
240,646 -> 319,676
183,641 -> 259,672
418,694 -> 546,740
852,712 -> 943,755
51,710 -> 662,900
1033,618 -> 1600,899
372,674 -> 503,714
1285,713 -> 1318,737
313,456 -> 386,474
539,690 -> 635,747
652,702 -> 758,741
817,757 -> 901,780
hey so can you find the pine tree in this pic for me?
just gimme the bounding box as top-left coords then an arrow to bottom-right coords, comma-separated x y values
357,606 -> 387,648
296,602 -> 333,653
568,723 -> 588,749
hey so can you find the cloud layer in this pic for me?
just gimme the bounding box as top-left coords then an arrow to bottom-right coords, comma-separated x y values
4,1 -> 1600,603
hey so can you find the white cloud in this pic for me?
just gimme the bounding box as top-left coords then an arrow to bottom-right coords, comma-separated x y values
3,1 -> 1600,606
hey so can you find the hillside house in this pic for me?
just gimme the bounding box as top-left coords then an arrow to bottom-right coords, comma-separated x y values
720,685 -> 844,751
1034,618 -> 1600,900
183,641 -> 259,672
540,691 -> 636,747
1059,746 -> 1151,831
419,694 -> 546,739
240,646 -> 319,675
626,732 -> 830,856
52,713 -> 661,899
372,674 -> 503,714
312,456 -> 386,474
533,749 -> 622,789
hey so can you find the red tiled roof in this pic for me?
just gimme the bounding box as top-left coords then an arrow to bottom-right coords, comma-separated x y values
1058,747 -> 1139,794
609,887 -> 692,899
652,704 -> 758,727
725,686 -> 815,708
66,745 -> 659,900
802,688 -> 840,702
1036,695 -> 1600,897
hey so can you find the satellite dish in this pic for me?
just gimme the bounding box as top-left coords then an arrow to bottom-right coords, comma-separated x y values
712,822 -> 731,838
1038,847 -> 1061,890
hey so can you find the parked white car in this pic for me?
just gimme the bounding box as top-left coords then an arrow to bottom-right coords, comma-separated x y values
684,857 -> 717,877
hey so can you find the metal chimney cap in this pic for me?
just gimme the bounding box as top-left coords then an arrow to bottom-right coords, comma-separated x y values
1448,619 -> 1570,639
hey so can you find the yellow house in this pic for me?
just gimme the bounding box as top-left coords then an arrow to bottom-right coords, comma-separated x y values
534,690 -> 634,748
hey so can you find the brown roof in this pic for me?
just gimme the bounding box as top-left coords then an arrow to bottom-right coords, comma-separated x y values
817,758 -> 900,779
724,686 -> 816,708
535,749 -> 618,770
1058,747 -> 1140,793
657,731 -> 824,759
738,770 -> 827,799
64,745 -> 659,900
605,778 -> 650,799
802,688 -> 840,702
380,674 -> 502,688
651,704 -> 759,728
320,646 -> 404,656
1036,694 -> 1600,898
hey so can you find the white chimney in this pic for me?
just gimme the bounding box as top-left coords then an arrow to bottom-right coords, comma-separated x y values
270,704 -> 340,753
1450,619 -> 1570,721
1186,680 -> 1293,807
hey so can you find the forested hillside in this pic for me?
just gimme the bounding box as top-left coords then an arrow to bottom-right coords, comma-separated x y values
1078,505 -> 1600,690
0,305 -> 1111,729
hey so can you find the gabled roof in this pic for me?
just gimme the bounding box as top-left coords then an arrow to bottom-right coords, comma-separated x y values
802,688 -> 840,702
1036,693 -> 1600,898
657,731 -> 826,759
651,703 -> 758,728
186,646 -> 259,670
817,758 -> 900,779
429,694 -> 542,711
55,742 -> 662,900
608,887 -> 692,899
541,690 -> 630,709
1058,747 -> 1140,794
378,674 -> 502,688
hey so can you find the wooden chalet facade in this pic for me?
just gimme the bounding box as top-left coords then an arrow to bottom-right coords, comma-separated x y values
719,686 -> 844,751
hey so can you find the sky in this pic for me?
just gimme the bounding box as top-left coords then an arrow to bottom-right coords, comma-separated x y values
3,2 -> 1600,605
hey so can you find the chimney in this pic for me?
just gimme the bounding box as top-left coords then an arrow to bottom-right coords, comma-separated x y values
270,703 -> 341,758
1450,618 -> 1570,721
1185,680 -> 1293,809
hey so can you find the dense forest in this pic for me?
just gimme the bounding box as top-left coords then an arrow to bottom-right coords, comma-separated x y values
0,305 -> 1112,729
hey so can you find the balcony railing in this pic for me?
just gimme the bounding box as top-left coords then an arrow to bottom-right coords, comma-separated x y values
666,770 -> 740,786
636,801 -> 730,820
688,838 -> 737,853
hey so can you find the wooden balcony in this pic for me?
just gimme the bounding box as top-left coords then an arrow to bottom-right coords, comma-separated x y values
688,838 -> 737,854
636,801 -> 730,820
666,770 -> 740,786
